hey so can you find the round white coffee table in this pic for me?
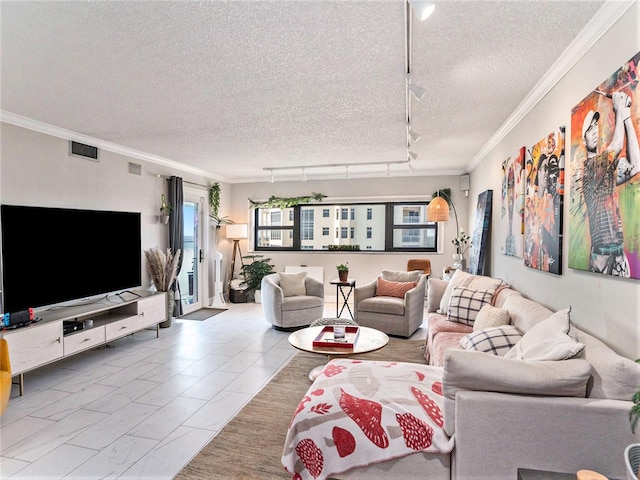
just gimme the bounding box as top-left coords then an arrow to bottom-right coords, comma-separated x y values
288,325 -> 389,380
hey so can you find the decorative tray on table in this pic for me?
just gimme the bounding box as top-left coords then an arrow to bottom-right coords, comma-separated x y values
313,325 -> 360,348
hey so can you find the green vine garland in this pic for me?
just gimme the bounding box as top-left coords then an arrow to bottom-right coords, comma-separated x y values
248,192 -> 326,209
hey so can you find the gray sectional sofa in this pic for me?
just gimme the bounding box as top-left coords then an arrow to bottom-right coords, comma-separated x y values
290,270 -> 640,480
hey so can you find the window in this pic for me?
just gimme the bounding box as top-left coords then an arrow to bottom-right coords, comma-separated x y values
301,209 -> 314,241
254,201 -> 437,252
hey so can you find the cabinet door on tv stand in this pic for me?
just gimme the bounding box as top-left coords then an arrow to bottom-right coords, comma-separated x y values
137,294 -> 166,328
4,321 -> 64,375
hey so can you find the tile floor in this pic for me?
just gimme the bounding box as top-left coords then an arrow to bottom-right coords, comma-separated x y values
1,302 -> 427,479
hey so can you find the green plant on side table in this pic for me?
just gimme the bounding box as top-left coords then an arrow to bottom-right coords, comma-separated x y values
337,262 -> 349,282
241,255 -> 275,303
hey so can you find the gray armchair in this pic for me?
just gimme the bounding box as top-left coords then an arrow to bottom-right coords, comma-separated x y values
261,273 -> 325,330
354,270 -> 426,337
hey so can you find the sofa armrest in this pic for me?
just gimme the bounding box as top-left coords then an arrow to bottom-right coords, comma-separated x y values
304,276 -> 324,298
453,390 -> 639,480
405,275 -> 426,313
354,279 -> 377,303
261,274 -> 285,324
427,278 -> 448,313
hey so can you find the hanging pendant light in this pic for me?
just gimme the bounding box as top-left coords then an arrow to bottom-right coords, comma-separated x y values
427,192 -> 450,222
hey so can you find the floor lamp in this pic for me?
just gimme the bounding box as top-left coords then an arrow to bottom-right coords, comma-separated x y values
226,224 -> 248,285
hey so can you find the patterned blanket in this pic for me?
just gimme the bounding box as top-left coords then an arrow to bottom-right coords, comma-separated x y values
282,359 -> 454,480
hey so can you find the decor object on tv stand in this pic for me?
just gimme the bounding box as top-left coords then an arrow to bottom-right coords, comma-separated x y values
337,263 -> 349,282
144,247 -> 181,327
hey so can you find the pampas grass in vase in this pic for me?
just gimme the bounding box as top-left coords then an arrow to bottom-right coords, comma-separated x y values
144,247 -> 181,292
145,247 -> 181,328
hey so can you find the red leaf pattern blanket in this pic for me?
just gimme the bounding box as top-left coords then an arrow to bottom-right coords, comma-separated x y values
282,359 -> 453,480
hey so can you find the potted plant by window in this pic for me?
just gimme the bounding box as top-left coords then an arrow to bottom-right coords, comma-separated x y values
144,247 -> 181,327
241,255 -> 275,303
337,263 -> 349,282
160,194 -> 171,224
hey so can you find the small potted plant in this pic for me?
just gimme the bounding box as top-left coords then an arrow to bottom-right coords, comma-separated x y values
160,194 -> 171,224
241,255 -> 275,303
337,262 -> 349,282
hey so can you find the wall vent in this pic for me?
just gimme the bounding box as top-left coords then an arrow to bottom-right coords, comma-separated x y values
128,162 -> 142,176
69,141 -> 99,161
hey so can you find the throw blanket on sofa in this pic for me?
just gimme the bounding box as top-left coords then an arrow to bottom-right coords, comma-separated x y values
282,359 -> 454,480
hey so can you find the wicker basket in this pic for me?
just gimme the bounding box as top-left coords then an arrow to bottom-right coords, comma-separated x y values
626,444 -> 640,480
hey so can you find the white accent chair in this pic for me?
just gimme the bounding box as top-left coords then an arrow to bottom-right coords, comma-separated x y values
354,270 -> 426,337
261,272 -> 325,330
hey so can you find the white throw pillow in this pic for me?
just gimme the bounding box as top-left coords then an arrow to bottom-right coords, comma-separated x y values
447,286 -> 494,326
504,307 -> 585,361
278,272 -> 307,297
460,325 -> 522,356
473,305 -> 511,331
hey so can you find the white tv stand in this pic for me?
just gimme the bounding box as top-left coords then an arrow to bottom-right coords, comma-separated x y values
1,290 -> 166,396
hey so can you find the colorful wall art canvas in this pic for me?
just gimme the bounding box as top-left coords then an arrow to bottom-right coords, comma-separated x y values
468,190 -> 493,275
524,128 -> 565,275
569,51 -> 640,279
500,147 -> 525,257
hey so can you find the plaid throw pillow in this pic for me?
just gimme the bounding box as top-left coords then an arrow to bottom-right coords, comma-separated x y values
460,325 -> 523,356
447,286 -> 494,326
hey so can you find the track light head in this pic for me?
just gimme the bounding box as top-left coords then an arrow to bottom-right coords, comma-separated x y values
408,150 -> 419,160
408,0 -> 435,21
408,127 -> 421,142
408,83 -> 426,100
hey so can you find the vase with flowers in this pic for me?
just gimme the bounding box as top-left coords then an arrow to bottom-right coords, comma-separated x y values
452,229 -> 471,270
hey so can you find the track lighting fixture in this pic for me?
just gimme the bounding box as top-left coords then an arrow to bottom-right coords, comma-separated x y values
408,150 -> 419,161
408,127 -> 422,142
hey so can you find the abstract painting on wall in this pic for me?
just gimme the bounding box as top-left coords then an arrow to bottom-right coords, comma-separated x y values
569,50 -> 640,279
500,147 -> 525,258
524,128 -> 565,275
468,190 -> 493,276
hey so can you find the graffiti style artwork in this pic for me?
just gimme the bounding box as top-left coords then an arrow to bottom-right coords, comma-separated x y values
569,51 -> 640,279
500,147 -> 525,258
524,128 -> 565,275
468,190 -> 493,276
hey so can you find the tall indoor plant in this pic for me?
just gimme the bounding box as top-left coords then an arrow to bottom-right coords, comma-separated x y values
145,247 -> 181,327
241,255 -> 275,303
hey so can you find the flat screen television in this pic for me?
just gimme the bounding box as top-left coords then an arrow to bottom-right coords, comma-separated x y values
1,204 -> 142,312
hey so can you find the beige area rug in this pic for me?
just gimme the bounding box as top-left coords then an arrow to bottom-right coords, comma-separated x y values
175,337 -> 428,480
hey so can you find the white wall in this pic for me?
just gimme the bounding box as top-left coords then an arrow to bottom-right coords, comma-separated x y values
0,123 -> 224,296
227,176 -> 467,302
468,3 -> 640,359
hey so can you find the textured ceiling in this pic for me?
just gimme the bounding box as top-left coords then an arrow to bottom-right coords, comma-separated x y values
1,0 -> 607,183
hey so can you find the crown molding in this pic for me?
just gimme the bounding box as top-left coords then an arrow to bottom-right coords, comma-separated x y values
0,111 -> 226,182
466,0 -> 635,172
